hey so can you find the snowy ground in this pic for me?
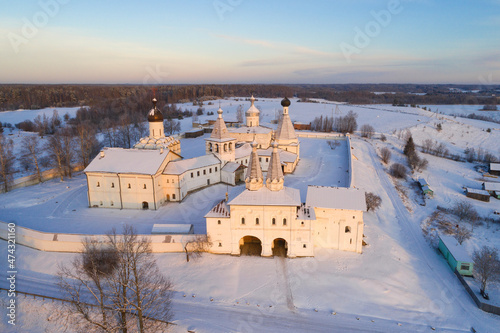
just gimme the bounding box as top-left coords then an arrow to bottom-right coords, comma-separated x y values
1,99 -> 500,332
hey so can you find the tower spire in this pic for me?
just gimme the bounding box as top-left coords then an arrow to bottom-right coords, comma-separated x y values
245,140 -> 263,191
266,141 -> 284,191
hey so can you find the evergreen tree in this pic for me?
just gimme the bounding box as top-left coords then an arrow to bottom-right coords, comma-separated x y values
403,136 -> 416,157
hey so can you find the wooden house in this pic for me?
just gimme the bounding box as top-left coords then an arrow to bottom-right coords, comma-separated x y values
465,188 -> 490,202
490,163 -> 500,176
438,234 -> 474,276
418,178 -> 433,196
483,182 -> 500,199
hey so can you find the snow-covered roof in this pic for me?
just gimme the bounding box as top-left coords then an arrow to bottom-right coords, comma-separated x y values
490,163 -> 500,172
229,186 -> 301,207
258,148 -> 298,164
235,143 -> 252,159
418,178 -> 428,187
205,200 -> 230,218
151,224 -> 193,234
466,188 -> 490,196
229,126 -> 272,134
85,148 -> 171,175
306,186 -> 367,211
222,161 -> 245,173
276,113 -> 297,141
483,182 -> 500,191
245,143 -> 263,181
163,155 -> 220,175
422,185 -> 433,192
439,234 -> 472,262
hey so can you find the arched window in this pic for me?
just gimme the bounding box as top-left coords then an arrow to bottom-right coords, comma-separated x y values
241,217 -> 245,225
97,182 -> 100,187
272,218 -> 276,225
345,226 -> 351,233
224,143 -> 227,152
256,218 -> 259,225
128,183 -> 131,189
283,218 -> 287,226
218,220 -> 221,225
111,183 -> 114,188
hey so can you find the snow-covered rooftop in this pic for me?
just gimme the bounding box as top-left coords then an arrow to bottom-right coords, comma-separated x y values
483,182 -> 500,191
439,233 -> 472,262
163,154 -> 220,175
84,148 -> 171,175
151,224 -> 193,234
229,125 -> 272,134
418,178 -> 429,187
235,143 -> 252,159
306,186 -> 367,211
222,161 -> 245,173
205,200 -> 230,218
258,147 -> 298,163
490,163 -> 500,172
466,188 -> 490,196
229,186 -> 301,207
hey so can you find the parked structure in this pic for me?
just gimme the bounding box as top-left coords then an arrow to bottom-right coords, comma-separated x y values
483,182 -> 500,199
490,162 -> 500,176
418,178 -> 434,197
438,234 -> 474,276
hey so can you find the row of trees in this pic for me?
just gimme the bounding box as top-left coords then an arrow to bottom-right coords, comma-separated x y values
310,111 -> 358,134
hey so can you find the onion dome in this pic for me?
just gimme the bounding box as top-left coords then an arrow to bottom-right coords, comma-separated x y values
246,95 -> 260,116
281,97 -> 291,107
147,98 -> 164,122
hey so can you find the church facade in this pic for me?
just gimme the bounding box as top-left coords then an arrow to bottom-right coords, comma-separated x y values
84,96 -> 300,209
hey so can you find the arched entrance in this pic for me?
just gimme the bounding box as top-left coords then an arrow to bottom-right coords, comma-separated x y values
142,201 -> 149,209
272,238 -> 288,257
239,236 -> 262,256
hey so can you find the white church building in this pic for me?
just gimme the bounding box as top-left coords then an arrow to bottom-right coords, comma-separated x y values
85,97 -> 300,209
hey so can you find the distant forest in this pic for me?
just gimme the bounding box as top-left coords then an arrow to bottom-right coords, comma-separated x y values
1,83 -> 498,112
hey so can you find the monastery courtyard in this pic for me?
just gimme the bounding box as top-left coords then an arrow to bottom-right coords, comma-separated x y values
0,135 -> 350,235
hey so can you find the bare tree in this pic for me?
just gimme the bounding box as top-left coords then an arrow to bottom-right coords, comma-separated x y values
20,135 -> 43,183
75,121 -> 101,167
473,246 -> 500,295
0,134 -> 16,192
380,133 -> 387,142
236,105 -> 244,123
454,225 -> 472,245
58,225 -> 173,332
452,200 -> 480,231
380,147 -> 391,164
360,124 -> 375,138
326,140 -> 341,150
60,127 -> 75,178
389,163 -> 408,179
164,119 -> 181,136
183,235 -> 212,262
365,192 -> 382,212
45,132 -> 65,181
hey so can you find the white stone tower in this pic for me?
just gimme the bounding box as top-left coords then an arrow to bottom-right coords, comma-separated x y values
275,97 -> 300,154
246,95 -> 260,127
266,141 -> 284,191
245,140 -> 264,191
147,98 -> 165,138
205,107 -> 236,162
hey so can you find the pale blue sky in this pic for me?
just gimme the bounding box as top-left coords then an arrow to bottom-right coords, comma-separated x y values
1,0 -> 499,84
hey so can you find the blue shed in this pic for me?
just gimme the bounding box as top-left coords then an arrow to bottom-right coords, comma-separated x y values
438,234 -> 474,276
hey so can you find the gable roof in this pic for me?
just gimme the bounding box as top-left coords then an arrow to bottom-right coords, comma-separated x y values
276,113 -> 297,141
85,148 -> 171,175
163,154 -> 220,175
490,163 -> 500,172
306,186 -> 367,211
483,182 -> 500,191
205,200 -> 231,218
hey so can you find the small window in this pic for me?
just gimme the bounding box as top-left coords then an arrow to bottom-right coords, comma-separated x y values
209,168 -> 212,173
203,170 -> 206,175
128,183 -> 131,189
111,201 -> 114,206
301,221 -> 304,225
97,182 -> 100,187
266,158 -> 269,162
350,238 -> 353,244
259,157 -> 262,162
272,218 -> 276,225
197,171 -> 200,176
460,264 -> 470,271
303,244 -> 307,248
172,194 -> 176,199
218,220 -> 221,225
345,226 -> 351,233
167,179 -> 169,183
256,218 -> 259,225
283,218 -> 287,226
241,217 -> 245,225
353,216 -> 355,219
245,159 -> 248,164
99,201 -> 103,206
143,184 -> 147,189
215,167 -> 218,172
111,183 -> 114,188
191,172 -> 194,178
218,242 -> 222,247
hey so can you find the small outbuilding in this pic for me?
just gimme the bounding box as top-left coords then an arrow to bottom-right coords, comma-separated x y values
438,234 -> 474,276
490,163 -> 500,176
184,128 -> 204,138
151,224 -> 194,234
293,122 -> 311,130
483,182 -> 500,199
418,178 -> 433,196
465,188 -> 491,202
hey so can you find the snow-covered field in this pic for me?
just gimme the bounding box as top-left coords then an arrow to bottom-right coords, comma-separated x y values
1,98 -> 500,332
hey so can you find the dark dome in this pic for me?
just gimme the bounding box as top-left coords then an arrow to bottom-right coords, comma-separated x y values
281,97 -> 291,107
147,98 -> 164,122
